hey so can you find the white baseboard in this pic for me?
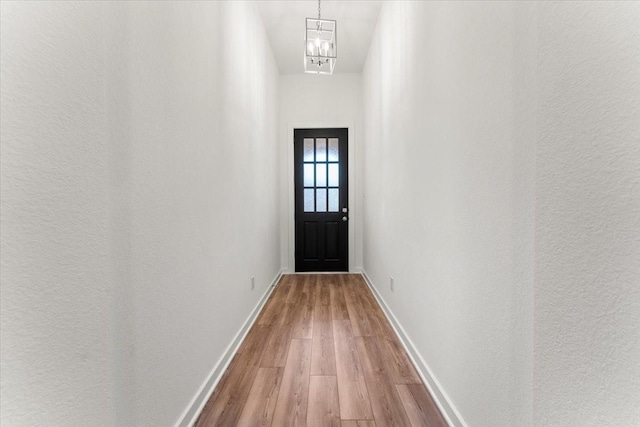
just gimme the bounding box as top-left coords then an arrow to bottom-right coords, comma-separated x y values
175,269 -> 283,427
360,270 -> 467,427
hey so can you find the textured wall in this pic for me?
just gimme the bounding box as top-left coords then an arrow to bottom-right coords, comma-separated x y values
1,2 -> 280,426
1,2 -> 113,425
362,1 -> 639,426
362,2 -> 535,425
115,3 -> 280,425
534,2 -> 640,425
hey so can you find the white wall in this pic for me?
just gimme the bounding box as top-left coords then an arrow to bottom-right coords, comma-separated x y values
1,2 -> 113,425
362,2 -> 535,425
362,1 -> 639,426
279,74 -> 363,272
1,2 -> 280,426
534,3 -> 640,425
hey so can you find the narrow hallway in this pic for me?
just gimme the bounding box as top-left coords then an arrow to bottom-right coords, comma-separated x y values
2,1 -> 638,426
196,275 -> 446,426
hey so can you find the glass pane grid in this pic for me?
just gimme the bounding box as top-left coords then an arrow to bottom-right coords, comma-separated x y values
316,138 -> 327,162
304,163 -> 314,187
304,138 -> 314,162
316,188 -> 327,212
328,163 -> 339,187
301,137 -> 341,213
316,163 -> 327,187
329,188 -> 339,212
304,188 -> 314,212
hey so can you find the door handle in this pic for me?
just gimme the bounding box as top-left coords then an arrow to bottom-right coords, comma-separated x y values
342,216 -> 348,222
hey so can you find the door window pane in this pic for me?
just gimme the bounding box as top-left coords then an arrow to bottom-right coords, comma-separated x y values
316,138 -> 327,162
328,163 -> 339,187
316,189 -> 327,212
316,163 -> 327,187
304,164 -> 314,187
328,138 -> 339,161
304,138 -> 314,161
304,189 -> 314,212
328,189 -> 339,212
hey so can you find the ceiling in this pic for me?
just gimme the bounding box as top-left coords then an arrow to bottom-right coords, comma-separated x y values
256,0 -> 382,74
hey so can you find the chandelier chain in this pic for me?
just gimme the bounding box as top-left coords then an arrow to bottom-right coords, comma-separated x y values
318,0 -> 321,20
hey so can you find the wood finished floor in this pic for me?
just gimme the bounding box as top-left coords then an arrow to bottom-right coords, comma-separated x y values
195,274 -> 447,427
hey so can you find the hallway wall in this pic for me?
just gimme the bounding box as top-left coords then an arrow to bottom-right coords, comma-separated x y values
362,1 -> 639,426
279,74 -> 364,272
533,3 -> 640,425
362,3 -> 535,425
1,3 -> 114,425
1,2 -> 280,426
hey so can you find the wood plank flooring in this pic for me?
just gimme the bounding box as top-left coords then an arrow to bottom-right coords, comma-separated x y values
195,274 -> 447,427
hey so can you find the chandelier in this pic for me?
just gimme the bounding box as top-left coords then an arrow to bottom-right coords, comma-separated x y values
304,0 -> 337,75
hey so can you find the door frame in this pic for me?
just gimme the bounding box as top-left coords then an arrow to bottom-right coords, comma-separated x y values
287,122 -> 356,272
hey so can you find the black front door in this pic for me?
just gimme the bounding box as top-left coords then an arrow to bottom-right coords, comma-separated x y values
294,128 -> 348,272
